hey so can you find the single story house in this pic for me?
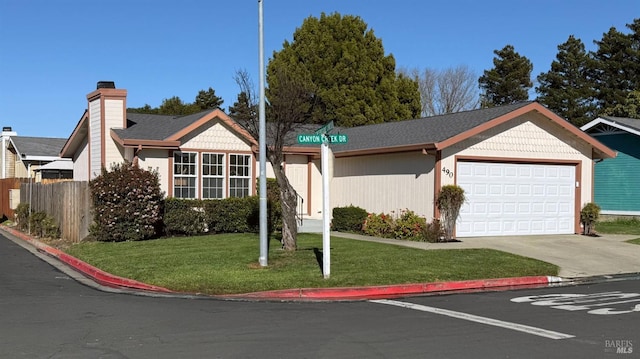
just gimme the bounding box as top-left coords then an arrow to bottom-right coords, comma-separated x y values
60,82 -> 615,237
581,117 -> 640,216
0,127 -> 71,181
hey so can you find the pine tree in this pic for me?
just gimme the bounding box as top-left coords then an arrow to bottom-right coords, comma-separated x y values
536,36 -> 597,126
267,12 -> 421,127
479,45 -> 533,107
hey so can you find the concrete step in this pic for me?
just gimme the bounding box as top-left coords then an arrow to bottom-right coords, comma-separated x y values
298,218 -> 323,233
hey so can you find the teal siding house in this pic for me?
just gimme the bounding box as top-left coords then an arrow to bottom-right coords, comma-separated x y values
582,117 -> 640,215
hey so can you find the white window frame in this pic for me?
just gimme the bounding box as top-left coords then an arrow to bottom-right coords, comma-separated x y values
173,152 -> 198,199
202,152 -> 225,199
229,154 -> 251,198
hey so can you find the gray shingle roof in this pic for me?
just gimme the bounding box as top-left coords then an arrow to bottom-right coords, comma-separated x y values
600,116 -> 640,134
112,110 -> 216,140
329,101 -> 533,153
11,136 -> 68,157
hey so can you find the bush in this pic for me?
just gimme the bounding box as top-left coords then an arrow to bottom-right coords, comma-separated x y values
393,209 -> 428,240
436,185 -> 465,241
332,205 -> 368,232
205,196 -> 260,233
581,202 -> 601,236
15,203 -> 30,231
362,212 -> 395,238
89,162 -> 164,242
423,219 -> 444,243
164,198 -> 207,236
29,211 -> 60,238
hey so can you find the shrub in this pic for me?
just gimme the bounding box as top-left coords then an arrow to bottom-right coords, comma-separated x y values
332,205 -> 368,232
436,185 -> 465,241
28,211 -> 60,238
164,198 -> 207,236
423,219 -> 444,243
393,209 -> 428,240
581,202 -> 601,236
15,203 -> 30,231
362,212 -> 395,238
205,196 -> 260,233
89,162 -> 164,242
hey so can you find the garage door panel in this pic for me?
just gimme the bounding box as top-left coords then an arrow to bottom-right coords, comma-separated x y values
456,162 -> 575,237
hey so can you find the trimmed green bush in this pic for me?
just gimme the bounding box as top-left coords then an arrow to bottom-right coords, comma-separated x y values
89,162 -> 164,242
332,205 -> 368,232
205,196 -> 260,233
164,198 -> 207,236
581,202 -> 601,236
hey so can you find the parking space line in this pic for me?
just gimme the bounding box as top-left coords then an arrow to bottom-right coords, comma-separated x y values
371,299 -> 575,340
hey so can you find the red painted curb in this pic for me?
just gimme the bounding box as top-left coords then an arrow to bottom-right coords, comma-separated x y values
1,225 -> 173,293
231,276 -> 559,300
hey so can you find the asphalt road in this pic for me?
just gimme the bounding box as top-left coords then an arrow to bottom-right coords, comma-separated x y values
2,234 -> 638,358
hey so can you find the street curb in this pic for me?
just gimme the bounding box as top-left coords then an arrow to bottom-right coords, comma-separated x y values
225,276 -> 565,301
0,225 -> 173,293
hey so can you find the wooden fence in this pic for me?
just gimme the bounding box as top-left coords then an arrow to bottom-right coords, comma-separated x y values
20,181 -> 91,243
0,178 -> 29,220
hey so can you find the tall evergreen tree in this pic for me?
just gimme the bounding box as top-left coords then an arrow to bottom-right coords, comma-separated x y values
228,91 -> 256,123
536,36 -> 597,126
478,45 -> 533,107
591,19 -> 640,114
194,87 -> 224,110
603,90 -> 640,118
267,12 -> 421,127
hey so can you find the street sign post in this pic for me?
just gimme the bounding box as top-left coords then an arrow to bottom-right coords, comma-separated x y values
296,122 -> 348,279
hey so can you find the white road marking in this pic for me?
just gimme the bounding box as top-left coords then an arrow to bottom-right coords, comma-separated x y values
371,299 -> 575,340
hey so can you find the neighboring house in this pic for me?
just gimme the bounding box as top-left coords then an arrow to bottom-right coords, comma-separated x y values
581,117 -> 640,216
0,128 -> 71,181
61,82 -> 615,238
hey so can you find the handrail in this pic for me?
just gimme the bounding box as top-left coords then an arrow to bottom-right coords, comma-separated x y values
295,191 -> 304,226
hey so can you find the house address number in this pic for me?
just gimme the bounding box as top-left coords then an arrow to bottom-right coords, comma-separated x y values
442,167 -> 454,178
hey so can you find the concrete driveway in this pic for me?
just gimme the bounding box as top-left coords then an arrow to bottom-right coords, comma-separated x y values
332,232 -> 640,278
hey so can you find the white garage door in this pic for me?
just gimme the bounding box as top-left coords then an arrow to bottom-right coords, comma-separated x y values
456,162 -> 575,237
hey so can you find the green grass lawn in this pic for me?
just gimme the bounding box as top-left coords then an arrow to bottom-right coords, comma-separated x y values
66,233 -> 558,295
596,218 -> 640,235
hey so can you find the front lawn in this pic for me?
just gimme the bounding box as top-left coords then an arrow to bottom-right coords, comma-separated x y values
596,218 -> 640,235
66,233 -> 558,295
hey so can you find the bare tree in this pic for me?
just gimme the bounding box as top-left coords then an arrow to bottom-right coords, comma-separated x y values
234,69 -> 314,251
400,65 -> 479,117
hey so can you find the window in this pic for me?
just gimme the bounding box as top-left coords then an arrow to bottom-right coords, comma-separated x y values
202,153 -> 224,199
229,154 -> 251,198
174,152 -> 197,198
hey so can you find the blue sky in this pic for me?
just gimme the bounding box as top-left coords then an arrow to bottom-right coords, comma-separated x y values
0,0 -> 637,138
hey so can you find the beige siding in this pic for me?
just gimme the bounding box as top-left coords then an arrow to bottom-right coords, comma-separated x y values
181,121 -> 251,151
285,154 -> 309,215
104,99 -> 125,168
14,160 -> 28,178
73,137 -> 89,181
138,149 -> 170,197
332,152 -> 436,219
443,112 -> 594,206
89,99 -> 101,179
310,158 -> 323,217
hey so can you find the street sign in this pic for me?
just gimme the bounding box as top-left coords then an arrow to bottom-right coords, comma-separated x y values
314,121 -> 334,135
297,133 -> 348,144
297,134 -> 324,144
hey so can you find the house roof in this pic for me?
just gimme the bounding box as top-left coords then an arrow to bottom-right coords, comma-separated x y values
325,101 -> 615,159
581,116 -> 640,137
34,159 -> 73,171
10,136 -> 68,160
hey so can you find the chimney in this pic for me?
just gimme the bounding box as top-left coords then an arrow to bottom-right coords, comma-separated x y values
97,81 -> 116,89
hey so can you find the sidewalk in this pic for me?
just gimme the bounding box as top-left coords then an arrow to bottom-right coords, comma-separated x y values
2,224 -> 639,301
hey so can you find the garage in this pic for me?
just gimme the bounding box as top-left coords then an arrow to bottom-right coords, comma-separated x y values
455,161 -> 576,237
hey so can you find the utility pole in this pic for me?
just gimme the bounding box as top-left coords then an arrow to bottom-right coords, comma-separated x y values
258,0 -> 268,267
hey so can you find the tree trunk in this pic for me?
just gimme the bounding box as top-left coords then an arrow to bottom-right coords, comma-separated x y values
270,157 -> 298,251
